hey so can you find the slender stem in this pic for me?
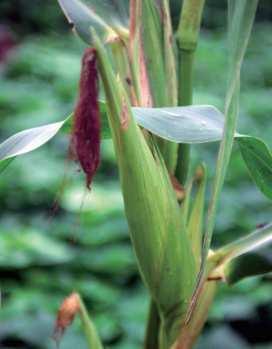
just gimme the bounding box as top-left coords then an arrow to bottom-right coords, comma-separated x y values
175,50 -> 193,184
78,297 -> 103,349
175,0 -> 205,185
178,50 -> 194,106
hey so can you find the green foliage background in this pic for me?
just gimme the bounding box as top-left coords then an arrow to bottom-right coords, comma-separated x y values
0,1 -> 271,348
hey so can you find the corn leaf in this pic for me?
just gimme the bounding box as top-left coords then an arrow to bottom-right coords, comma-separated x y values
57,0 -> 129,44
201,0 -> 258,267
0,101 -> 109,175
0,119 -> 67,174
133,105 -> 226,143
209,223 -> 272,284
224,247 -> 272,285
3,101 -> 271,190
185,0 -> 258,324
237,135 -> 272,200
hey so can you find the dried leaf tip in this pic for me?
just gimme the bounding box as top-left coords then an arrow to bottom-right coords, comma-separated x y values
53,293 -> 80,344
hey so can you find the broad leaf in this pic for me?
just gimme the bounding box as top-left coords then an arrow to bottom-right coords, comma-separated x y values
0,101 -> 109,175
0,119 -> 67,174
237,135 -> 272,200
133,105 -> 226,143
3,101 -> 272,206
57,0 -> 129,44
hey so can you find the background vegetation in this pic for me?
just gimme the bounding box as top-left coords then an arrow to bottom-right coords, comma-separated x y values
0,1 -> 271,348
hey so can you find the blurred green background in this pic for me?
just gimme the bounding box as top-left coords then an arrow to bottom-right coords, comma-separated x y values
0,1 -> 271,348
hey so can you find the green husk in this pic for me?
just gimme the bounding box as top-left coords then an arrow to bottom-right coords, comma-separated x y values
140,0 -> 166,106
171,281 -> 217,349
159,0 -> 179,172
187,164 -> 207,270
92,29 -> 196,347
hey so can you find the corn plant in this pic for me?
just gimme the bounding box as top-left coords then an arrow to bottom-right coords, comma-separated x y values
0,0 -> 272,348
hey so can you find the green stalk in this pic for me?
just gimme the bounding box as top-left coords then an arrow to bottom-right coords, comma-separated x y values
78,296 -> 103,349
175,0 -> 206,185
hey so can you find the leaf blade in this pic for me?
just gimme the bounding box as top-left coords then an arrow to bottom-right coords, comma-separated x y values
0,120 -> 67,162
133,105 -> 225,143
224,247 -> 272,284
209,223 -> 272,284
237,135 -> 272,200
57,0 -> 128,44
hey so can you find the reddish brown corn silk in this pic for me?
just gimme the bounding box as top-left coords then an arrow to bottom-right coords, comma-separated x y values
71,47 -> 100,189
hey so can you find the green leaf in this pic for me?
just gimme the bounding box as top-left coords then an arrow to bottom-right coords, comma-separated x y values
57,0 -> 128,44
201,0 -> 258,268
237,135 -> 272,200
0,101 -> 110,175
224,247 -> 272,285
133,105 -> 226,143
209,223 -> 272,284
0,119 -> 68,174
186,0 -> 258,323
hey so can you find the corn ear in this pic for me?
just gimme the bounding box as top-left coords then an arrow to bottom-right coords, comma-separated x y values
92,30 -> 196,345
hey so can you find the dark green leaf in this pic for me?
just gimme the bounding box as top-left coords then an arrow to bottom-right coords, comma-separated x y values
237,135 -> 272,200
